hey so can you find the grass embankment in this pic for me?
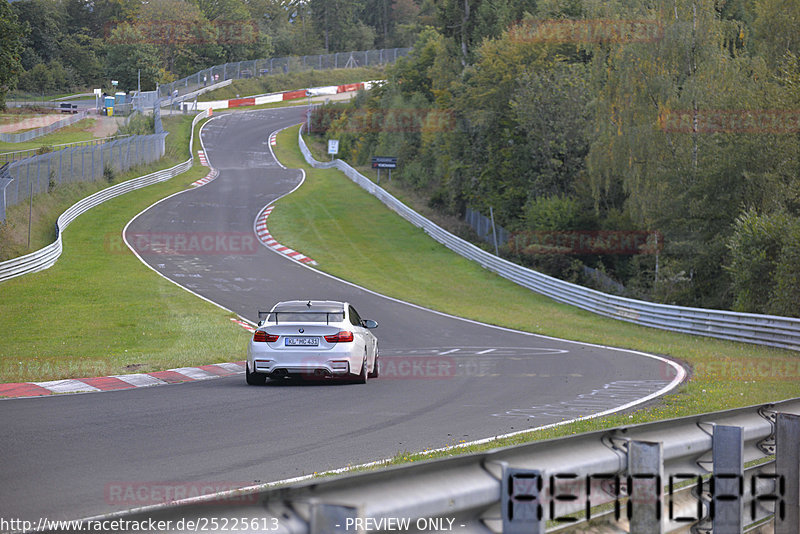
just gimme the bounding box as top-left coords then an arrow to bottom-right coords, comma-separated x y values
0,118 -> 106,153
269,124 -> 799,456
0,115 -> 250,385
199,67 -> 385,101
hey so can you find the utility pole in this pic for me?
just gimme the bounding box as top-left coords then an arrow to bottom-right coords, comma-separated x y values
28,181 -> 32,249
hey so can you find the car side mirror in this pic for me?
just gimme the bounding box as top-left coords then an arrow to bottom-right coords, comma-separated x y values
361,319 -> 378,329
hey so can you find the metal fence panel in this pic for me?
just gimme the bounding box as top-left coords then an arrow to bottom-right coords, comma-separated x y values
465,207 -> 510,247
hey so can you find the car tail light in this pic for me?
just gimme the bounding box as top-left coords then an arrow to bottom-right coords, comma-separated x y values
253,331 -> 279,343
324,331 -> 354,343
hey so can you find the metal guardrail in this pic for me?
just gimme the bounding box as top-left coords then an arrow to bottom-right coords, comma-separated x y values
73,398 -> 800,533
0,110 -> 209,283
0,110 -> 90,143
298,128 -> 800,352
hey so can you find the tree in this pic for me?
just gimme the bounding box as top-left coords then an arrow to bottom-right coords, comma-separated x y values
727,210 -> 800,316
60,33 -> 104,87
0,0 -> 26,109
752,0 -> 800,69
135,0 -> 224,75
308,0 -> 373,52
11,0 -> 65,70
511,61 -> 592,200
435,0 -> 537,66
105,23 -> 163,91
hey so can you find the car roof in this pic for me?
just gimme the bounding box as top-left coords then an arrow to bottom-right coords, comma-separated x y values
272,300 -> 347,313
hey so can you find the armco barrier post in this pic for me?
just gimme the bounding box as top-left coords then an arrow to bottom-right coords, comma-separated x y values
501,464 -> 545,534
310,503 -> 362,534
628,441 -> 664,533
712,425 -> 744,532
776,413 -> 800,533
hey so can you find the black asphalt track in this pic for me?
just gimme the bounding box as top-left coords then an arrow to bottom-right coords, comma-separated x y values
0,107 -> 681,525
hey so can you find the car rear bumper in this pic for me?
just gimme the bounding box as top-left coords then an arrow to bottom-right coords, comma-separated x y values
247,347 -> 361,378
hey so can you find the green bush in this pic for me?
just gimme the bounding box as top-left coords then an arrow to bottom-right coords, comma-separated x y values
727,210 -> 800,316
770,222 -> 800,317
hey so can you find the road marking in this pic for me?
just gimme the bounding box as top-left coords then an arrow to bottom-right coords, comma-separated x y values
476,349 -> 496,354
493,380 -> 673,419
439,349 -> 460,355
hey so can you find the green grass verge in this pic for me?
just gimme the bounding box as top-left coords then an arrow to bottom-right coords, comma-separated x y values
0,115 -> 250,385
269,124 -> 799,456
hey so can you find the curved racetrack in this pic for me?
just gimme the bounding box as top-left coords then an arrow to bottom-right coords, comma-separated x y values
0,107 -> 682,524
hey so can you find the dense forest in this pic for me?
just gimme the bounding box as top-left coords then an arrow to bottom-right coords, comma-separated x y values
309,0 -> 800,317
1,0 -> 798,316
0,0 -> 430,97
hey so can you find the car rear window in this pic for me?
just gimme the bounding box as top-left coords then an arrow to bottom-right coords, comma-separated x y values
269,311 -> 344,323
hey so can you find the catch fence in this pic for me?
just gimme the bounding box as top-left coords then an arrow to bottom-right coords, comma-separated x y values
465,207 -> 510,248
159,48 -> 411,101
0,133 -> 167,222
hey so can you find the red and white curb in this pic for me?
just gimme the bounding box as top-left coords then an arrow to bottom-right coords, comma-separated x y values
196,81 -> 379,112
269,133 -> 277,146
255,205 -> 317,265
197,150 -> 208,166
191,168 -> 219,188
0,362 -> 247,399
231,317 -> 255,333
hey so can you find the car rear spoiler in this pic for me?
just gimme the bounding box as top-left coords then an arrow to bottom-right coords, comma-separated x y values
257,310 -> 345,325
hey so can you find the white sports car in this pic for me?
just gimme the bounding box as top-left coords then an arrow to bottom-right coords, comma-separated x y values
246,300 -> 379,385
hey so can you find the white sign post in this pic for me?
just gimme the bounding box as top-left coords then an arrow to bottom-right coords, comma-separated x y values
328,139 -> 339,161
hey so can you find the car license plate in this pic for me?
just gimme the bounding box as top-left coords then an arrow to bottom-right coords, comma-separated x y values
285,337 -> 319,347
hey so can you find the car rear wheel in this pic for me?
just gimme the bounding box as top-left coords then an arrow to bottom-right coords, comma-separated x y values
354,354 -> 368,384
368,354 -> 379,378
246,366 -> 267,385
